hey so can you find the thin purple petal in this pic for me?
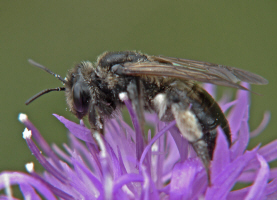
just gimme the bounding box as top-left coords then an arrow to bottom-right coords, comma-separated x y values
139,121 -> 176,170
258,139 -> 277,163
0,172 -> 57,200
19,114 -> 63,170
265,178 -> 277,198
113,173 -> 143,196
30,172 -> 75,200
0,196 -> 19,200
19,183 -> 42,200
211,128 -> 230,181
53,114 -> 95,144
169,159 -> 203,199
24,134 -> 68,184
227,82 -> 250,140
121,98 -> 145,162
221,100 -> 237,113
203,83 -> 216,98
230,106 -> 250,160
169,126 -> 188,162
250,111 -> 271,138
140,166 -> 159,200
206,149 -> 257,200
244,154 -> 269,200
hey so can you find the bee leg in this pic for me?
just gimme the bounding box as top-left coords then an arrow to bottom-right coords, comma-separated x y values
127,78 -> 146,140
87,104 -> 105,153
171,105 -> 211,185
88,104 -> 104,135
154,92 -> 211,185
202,129 -> 217,160
191,139 -> 211,185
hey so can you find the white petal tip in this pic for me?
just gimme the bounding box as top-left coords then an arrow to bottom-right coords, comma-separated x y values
22,128 -> 32,139
119,92 -> 128,101
18,113 -> 28,123
25,162 -> 34,173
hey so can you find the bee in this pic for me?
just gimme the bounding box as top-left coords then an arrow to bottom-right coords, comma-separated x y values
26,51 -> 268,184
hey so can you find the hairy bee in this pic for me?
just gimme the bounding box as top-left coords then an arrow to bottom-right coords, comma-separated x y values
26,51 -> 268,184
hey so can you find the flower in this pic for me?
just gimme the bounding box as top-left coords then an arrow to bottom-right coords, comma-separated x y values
1,83 -> 277,199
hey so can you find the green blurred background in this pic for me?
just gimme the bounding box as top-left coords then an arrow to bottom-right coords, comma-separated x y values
1,1 -> 276,173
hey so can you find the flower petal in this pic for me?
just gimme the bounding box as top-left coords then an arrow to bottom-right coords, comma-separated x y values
227,82 -> 249,140
250,111 -> 271,138
206,148 -> 257,200
244,154 -> 269,200
0,172 -> 57,200
211,129 -> 230,181
19,113 -> 63,170
53,114 -> 95,144
169,159 -> 203,199
265,178 -> 277,198
20,183 -> 41,200
121,98 -> 145,161
258,139 -> 277,163
230,106 -> 250,160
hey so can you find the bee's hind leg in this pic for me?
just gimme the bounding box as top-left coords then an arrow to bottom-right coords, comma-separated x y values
191,139 -> 211,185
171,105 -> 211,185
153,92 -> 211,185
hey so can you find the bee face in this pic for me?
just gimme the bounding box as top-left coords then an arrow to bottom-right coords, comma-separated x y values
71,78 -> 91,119
67,72 -> 87,119
65,61 -> 97,119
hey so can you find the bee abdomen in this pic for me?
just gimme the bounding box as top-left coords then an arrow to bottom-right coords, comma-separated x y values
188,86 -> 231,145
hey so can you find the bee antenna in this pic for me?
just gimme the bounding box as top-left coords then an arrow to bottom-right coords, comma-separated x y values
28,59 -> 66,84
25,87 -> 65,105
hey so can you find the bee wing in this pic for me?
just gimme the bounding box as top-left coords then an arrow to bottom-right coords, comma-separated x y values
121,55 -> 268,91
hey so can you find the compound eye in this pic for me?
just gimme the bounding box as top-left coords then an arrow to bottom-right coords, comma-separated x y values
73,82 -> 91,118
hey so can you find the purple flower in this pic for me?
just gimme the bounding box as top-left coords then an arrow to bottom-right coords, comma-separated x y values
1,83 -> 277,199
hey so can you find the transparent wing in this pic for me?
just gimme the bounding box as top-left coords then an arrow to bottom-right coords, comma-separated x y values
120,55 -> 268,91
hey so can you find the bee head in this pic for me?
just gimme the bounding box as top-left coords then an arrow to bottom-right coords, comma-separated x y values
25,60 -> 94,120
65,61 -> 96,119
71,75 -> 91,119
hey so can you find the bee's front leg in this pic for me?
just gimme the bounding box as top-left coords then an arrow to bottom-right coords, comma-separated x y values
88,104 -> 104,135
127,78 -> 146,140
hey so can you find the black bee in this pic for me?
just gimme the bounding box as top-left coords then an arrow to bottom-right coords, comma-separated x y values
26,51 -> 268,184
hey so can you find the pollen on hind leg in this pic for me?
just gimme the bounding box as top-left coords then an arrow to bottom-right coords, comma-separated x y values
171,106 -> 203,142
